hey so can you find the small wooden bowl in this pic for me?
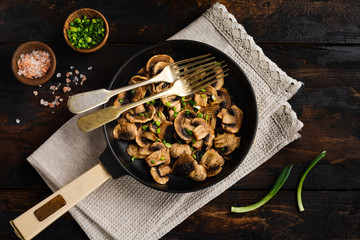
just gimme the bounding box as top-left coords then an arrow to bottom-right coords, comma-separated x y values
63,8 -> 109,53
11,41 -> 56,86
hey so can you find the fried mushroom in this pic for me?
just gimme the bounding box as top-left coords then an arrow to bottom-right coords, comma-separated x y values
126,144 -> 147,159
172,154 -> 196,175
146,54 -> 174,74
150,167 -> 169,185
126,104 -> 156,123
145,147 -> 170,167
199,149 -> 225,170
188,164 -> 207,181
135,127 -> 158,147
170,143 -> 192,158
217,105 -> 243,133
113,120 -> 137,141
191,118 -> 215,149
174,110 -> 196,143
214,132 -> 241,155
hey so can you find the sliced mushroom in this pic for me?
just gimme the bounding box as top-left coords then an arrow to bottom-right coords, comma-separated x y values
192,139 -> 204,149
146,54 -> 174,74
128,75 -> 148,101
153,62 -> 169,75
191,118 -> 215,149
199,148 -> 224,170
126,104 -> 156,123
113,121 -> 137,140
138,145 -> 153,156
214,132 -> 241,155
170,143 -> 192,158
174,110 -> 196,143
172,154 -> 196,175
113,91 -> 128,107
133,104 -> 146,114
150,167 -> 169,184
158,164 -> 172,177
212,88 -> 231,108
194,93 -> 208,107
217,105 -> 243,133
135,127 -> 158,147
158,121 -> 175,143
206,166 -> 222,178
150,141 -> 166,151
138,67 -> 151,78
212,67 -> 224,90
145,148 -> 170,167
126,144 -> 147,159
188,164 -> 207,181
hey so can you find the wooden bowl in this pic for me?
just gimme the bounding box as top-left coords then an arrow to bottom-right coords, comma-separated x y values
11,41 -> 56,86
63,8 -> 109,53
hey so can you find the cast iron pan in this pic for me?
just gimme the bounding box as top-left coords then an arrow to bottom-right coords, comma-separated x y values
100,40 -> 258,193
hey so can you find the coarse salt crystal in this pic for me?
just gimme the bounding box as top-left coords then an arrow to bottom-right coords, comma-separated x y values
75,69 -> 79,74
88,66 -> 93,70
56,73 -> 61,78
49,85 -> 55,90
16,119 -> 20,124
63,86 -> 71,93
33,91 -> 38,96
70,66 -> 74,69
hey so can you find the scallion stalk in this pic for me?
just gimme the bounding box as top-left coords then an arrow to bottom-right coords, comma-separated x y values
297,151 -> 326,212
231,165 -> 293,213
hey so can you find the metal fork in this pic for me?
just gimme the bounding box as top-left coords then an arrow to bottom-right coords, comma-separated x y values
67,54 -> 215,114
78,62 -> 229,132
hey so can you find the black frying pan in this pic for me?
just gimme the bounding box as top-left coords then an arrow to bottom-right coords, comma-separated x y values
100,39 -> 258,193
10,40 -> 257,239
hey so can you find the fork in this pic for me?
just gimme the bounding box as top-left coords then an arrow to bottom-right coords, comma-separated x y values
78,62 -> 228,132
67,54 -> 215,114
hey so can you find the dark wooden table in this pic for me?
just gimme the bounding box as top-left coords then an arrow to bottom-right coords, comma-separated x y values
1,1 -> 359,239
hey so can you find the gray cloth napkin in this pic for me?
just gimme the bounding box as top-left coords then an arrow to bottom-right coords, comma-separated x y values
28,3 -> 303,239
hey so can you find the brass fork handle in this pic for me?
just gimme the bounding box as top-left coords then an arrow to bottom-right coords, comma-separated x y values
67,69 -> 173,114
78,89 -> 173,132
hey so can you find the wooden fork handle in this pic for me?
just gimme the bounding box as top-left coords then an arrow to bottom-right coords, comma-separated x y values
10,163 -> 111,240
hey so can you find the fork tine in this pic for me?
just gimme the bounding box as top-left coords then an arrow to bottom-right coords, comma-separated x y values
187,68 -> 229,89
180,60 -> 225,76
188,73 -> 230,95
170,53 -> 212,67
177,56 -> 215,71
185,65 -> 228,87
182,62 -> 225,82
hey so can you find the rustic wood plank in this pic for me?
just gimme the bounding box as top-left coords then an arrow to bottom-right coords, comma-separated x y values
163,191 -> 360,240
0,44 -> 359,190
1,0 -> 360,44
1,189 -> 359,240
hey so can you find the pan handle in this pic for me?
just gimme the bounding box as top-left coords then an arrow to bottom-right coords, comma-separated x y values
10,163 -> 111,240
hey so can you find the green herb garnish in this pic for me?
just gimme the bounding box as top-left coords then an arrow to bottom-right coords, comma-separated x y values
139,113 -> 144,116
131,156 -> 135,162
173,106 -> 177,111
151,160 -> 155,164
191,139 -> 196,144
197,112 -> 203,118
144,113 -> 149,117
200,89 -> 206,92
166,102 -> 171,107
297,151 -> 326,212
201,94 -> 206,98
231,165 -> 293,213
67,15 -> 105,49
142,125 -> 149,130
165,142 -> 172,148
131,89 -> 135,94
156,128 -> 161,134
188,100 -> 196,106
118,99 -> 124,103
173,112 -> 178,118
182,101 -> 187,107
158,112 -> 161,117
192,154 -> 196,159
205,114 -> 209,120
160,156 -> 165,161
154,121 -> 161,126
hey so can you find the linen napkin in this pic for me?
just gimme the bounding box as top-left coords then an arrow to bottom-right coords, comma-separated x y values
27,3 -> 303,239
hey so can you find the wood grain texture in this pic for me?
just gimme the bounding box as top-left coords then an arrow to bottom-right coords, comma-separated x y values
1,0 -> 360,44
0,0 -> 359,239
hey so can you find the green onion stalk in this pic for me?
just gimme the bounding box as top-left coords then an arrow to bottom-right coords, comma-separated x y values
231,165 -> 293,213
297,151 -> 326,212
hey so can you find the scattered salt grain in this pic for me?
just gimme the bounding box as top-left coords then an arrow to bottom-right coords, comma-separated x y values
66,78 -> 71,83
39,85 -> 42,87
17,50 -> 51,79
51,111 -> 55,114
56,73 -> 61,78
16,119 -> 20,124
88,66 -> 93,70
70,66 -> 74,69
49,85 -> 55,90
75,69 -> 79,74
63,86 -> 71,93
33,91 -> 38,96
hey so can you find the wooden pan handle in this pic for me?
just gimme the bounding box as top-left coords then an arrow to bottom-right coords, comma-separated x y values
10,163 -> 111,240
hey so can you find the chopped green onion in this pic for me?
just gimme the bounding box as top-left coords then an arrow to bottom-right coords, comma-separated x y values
188,100 -> 197,106
297,151 -> 326,212
139,113 -> 144,116
158,112 -> 161,117
182,101 -> 187,107
231,165 -> 293,213
151,160 -> 155,164
192,154 -> 196,159
156,128 -> 161,134
166,102 -> 171,107
118,99 -> 124,103
197,112 -> 203,118
191,139 -> 196,144
200,88 -> 206,92
131,156 -> 135,162
186,129 -> 193,136
186,110 -> 190,115
211,95 -> 217,101
220,147 -> 225,151
144,113 -> 149,117
173,106 -> 177,111
173,112 -> 178,118
205,114 -> 209,120
160,156 -> 165,161
131,89 -> 135,94
181,107 -> 184,111
142,125 -> 149,130
182,96 -> 186,101
201,94 -> 206,98
190,147 -> 194,151
154,121 -> 161,126
165,142 -> 172,148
